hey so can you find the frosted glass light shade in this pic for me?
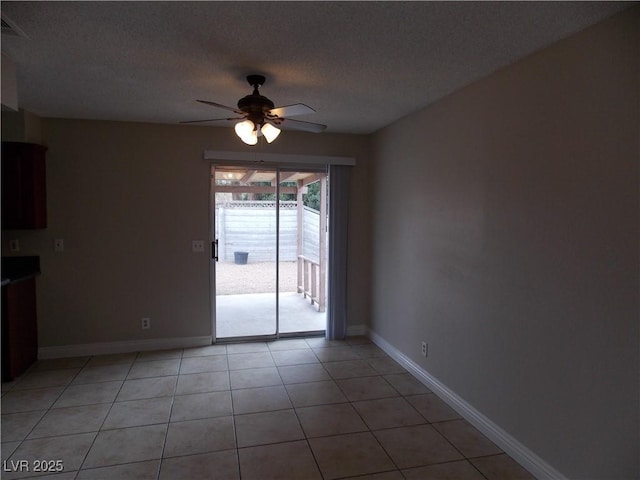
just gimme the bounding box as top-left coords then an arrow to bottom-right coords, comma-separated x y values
241,129 -> 258,145
261,123 -> 281,143
235,119 -> 258,145
235,119 -> 254,137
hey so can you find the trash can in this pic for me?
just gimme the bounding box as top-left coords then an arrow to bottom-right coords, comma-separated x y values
234,251 -> 249,265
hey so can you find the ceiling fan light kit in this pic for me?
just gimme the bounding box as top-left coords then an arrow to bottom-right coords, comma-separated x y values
234,119 -> 280,145
183,74 -> 326,145
260,122 -> 281,143
234,119 -> 259,145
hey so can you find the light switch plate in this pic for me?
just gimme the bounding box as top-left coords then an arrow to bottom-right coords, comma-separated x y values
192,240 -> 205,252
54,239 -> 64,252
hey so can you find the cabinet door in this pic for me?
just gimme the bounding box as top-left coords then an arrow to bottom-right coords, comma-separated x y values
1,142 -> 47,229
2,278 -> 39,381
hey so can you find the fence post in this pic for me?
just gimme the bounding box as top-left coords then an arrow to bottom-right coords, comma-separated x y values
303,259 -> 310,299
297,181 -> 304,293
311,262 -> 318,306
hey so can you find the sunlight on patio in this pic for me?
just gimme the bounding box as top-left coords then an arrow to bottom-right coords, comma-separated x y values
215,261 -> 326,338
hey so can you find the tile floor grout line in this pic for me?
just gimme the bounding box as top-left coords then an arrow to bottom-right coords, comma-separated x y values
342,340 -> 407,478
224,361 -> 243,480
273,346 -> 326,480
370,380 -> 481,477
3,354 -> 96,478
75,350 -> 141,475
154,349 -> 183,480
347,391 -> 405,476
325,342 -> 448,478
467,456 -> 494,480
230,347 -> 258,479
8,367 -> 85,475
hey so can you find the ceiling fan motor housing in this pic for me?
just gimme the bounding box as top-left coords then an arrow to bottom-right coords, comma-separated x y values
237,75 -> 275,125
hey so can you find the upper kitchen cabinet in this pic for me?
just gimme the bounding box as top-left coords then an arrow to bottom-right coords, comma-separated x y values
2,142 -> 47,229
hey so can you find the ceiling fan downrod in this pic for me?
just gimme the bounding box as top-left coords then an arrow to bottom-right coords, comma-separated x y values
246,74 -> 266,89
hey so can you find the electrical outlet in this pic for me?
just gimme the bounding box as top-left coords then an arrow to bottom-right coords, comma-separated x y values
192,240 -> 205,253
141,317 -> 151,329
421,341 -> 428,357
9,239 -> 19,253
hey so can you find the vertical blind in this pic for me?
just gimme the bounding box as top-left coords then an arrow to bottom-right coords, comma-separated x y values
326,164 -> 351,340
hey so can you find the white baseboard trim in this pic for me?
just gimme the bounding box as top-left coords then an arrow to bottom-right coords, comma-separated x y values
368,329 -> 567,480
38,336 -> 213,359
346,324 -> 367,337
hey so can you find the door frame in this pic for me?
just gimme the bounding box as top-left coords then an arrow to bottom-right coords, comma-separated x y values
209,162 -> 329,343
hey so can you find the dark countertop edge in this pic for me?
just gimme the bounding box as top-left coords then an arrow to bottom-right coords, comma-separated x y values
2,256 -> 41,286
2,272 -> 40,286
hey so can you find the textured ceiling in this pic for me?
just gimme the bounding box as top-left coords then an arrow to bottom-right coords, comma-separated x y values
0,1 -> 630,134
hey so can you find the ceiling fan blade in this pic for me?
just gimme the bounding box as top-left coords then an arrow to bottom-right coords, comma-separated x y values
268,103 -> 316,118
196,100 -> 244,115
180,117 -> 244,125
275,118 -> 327,133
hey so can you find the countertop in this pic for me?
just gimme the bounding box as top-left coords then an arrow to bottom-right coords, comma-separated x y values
1,256 -> 41,286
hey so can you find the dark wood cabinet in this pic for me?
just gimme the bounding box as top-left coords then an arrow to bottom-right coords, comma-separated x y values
1,142 -> 47,229
2,277 -> 39,381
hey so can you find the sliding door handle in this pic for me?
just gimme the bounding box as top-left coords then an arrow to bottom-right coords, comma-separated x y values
212,239 -> 219,261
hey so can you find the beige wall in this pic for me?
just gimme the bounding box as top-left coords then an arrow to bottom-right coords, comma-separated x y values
2,109 -> 43,144
1,53 -> 19,111
3,120 -> 371,347
370,8 -> 638,479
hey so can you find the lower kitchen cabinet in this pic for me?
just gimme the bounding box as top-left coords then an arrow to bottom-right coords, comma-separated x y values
2,277 -> 39,381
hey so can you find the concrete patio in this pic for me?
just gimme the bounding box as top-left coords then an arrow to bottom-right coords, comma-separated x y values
216,291 -> 326,338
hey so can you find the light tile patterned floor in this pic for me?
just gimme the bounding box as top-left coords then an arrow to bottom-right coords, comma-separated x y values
1,336 -> 535,479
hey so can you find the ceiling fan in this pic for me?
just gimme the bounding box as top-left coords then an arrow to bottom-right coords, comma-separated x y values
182,74 -> 327,145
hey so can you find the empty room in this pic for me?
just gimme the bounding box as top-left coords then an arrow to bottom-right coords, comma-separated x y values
1,2 -> 638,479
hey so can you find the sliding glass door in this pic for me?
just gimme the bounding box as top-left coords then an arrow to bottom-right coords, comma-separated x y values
213,167 -> 278,338
211,165 -> 327,341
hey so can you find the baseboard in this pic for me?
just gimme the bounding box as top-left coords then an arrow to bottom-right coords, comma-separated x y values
368,329 -> 567,480
38,336 -> 213,359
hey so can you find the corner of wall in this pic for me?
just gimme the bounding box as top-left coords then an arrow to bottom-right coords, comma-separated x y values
1,109 -> 43,144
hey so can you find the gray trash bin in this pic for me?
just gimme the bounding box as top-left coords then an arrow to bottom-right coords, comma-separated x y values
234,251 -> 249,265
